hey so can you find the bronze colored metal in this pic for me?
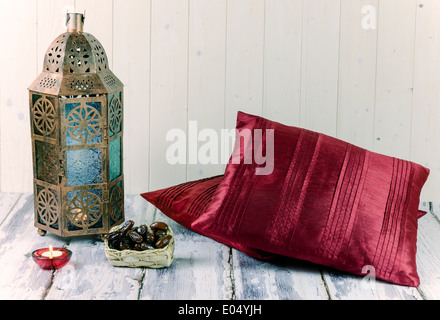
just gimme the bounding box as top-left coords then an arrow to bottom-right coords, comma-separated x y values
29,13 -> 124,238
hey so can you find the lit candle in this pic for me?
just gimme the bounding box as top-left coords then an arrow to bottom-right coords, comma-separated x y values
41,245 -> 63,258
32,246 -> 72,270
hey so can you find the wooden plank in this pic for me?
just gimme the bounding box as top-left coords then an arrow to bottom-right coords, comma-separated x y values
232,251 -> 329,300
0,193 -> 21,223
45,195 -> 155,299
416,203 -> 440,299
0,194 -> 67,299
139,224 -> 233,300
322,268 -> 422,300
429,202 -> 440,226
337,0 -> 377,150
149,0 -> 189,190
44,194 -> 233,300
373,0 -> 417,160
45,237 -> 144,299
410,0 -> 440,201
0,0 -> 37,193
262,0 -> 302,127
135,197 -> 234,300
187,0 -> 227,180
224,0 -> 265,130
300,0 -> 340,136
113,0 -> 151,195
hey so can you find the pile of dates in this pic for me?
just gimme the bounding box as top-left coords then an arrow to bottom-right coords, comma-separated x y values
106,220 -> 173,251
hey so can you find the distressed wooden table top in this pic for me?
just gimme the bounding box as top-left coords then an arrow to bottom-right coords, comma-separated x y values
1,193 -> 440,300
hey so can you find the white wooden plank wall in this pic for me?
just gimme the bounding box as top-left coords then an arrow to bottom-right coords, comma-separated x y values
0,0 -> 438,201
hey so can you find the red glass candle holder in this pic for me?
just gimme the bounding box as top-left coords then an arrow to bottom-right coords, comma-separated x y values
32,247 -> 72,270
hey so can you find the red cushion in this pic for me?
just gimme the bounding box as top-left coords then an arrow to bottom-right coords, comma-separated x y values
192,111 -> 430,286
140,175 -> 275,260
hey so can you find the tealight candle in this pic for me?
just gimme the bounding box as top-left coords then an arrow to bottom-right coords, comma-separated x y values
32,246 -> 72,270
41,245 -> 63,258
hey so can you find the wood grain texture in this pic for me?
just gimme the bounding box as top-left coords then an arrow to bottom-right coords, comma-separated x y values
373,0 -> 417,160
0,194 -> 61,299
300,0 -> 340,136
0,0 -> 37,193
149,0 -> 189,190
2,0 -> 440,199
44,195 -> 153,300
337,0 -> 377,150
0,193 -> 21,223
410,0 -> 440,201
232,251 -> 329,300
416,203 -> 440,300
187,0 -> 227,181
262,0 -> 302,127
113,0 -> 151,194
224,0 -> 265,130
1,195 -> 440,300
322,269 -> 422,300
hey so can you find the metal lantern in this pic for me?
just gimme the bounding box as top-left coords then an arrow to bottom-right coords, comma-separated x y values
28,13 -> 124,238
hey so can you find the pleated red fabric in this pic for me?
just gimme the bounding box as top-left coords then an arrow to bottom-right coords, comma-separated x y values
140,175 -> 275,260
192,111 -> 430,287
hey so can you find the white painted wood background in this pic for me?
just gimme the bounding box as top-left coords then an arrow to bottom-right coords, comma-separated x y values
0,0 -> 439,201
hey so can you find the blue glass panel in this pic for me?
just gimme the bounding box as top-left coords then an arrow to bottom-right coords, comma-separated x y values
65,102 -> 102,146
109,137 -> 121,182
66,148 -> 102,186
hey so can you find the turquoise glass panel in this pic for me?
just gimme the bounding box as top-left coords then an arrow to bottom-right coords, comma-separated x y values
65,102 -> 102,146
66,148 -> 102,186
109,137 -> 121,182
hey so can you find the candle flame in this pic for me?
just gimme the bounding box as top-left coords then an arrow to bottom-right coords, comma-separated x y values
48,245 -> 53,259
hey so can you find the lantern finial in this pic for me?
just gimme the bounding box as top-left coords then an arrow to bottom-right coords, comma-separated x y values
66,12 -> 85,33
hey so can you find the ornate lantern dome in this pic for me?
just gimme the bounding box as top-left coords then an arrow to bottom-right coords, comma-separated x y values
29,13 -> 122,96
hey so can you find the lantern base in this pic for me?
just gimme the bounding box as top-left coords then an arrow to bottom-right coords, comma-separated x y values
37,228 -> 47,236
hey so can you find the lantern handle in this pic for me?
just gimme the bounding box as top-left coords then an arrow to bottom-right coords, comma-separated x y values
66,11 -> 85,32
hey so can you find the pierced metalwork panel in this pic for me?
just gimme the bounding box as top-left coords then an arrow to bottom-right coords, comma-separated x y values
109,179 -> 124,226
66,189 -> 104,231
65,101 -> 103,146
109,93 -> 122,137
35,185 -> 60,231
43,33 -> 67,74
31,94 -> 58,140
60,95 -> 107,147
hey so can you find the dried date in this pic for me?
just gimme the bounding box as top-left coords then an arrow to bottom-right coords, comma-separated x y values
127,230 -> 143,243
119,220 -> 134,235
136,225 -> 147,236
106,220 -> 172,251
155,235 -> 172,249
145,228 -> 155,244
106,231 -> 122,242
150,221 -> 168,231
